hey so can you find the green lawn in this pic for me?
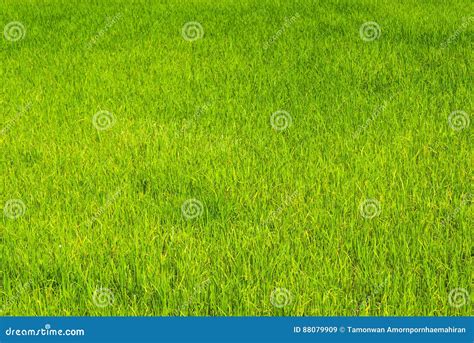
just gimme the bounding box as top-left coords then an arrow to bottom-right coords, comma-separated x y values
1,0 -> 472,316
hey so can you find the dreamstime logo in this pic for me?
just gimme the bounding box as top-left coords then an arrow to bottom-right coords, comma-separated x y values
182,22 -> 204,42
359,198 -> 381,219
359,21 -> 381,42
181,198 -> 204,219
92,110 -> 116,131
270,288 -> 292,308
448,288 -> 470,308
3,199 -> 26,219
461,193 -> 473,205
4,21 -> 26,42
270,110 -> 292,131
448,110 -> 470,131
92,288 -> 114,308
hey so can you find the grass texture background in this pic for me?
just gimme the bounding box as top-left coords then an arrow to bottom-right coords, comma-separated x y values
0,0 -> 472,316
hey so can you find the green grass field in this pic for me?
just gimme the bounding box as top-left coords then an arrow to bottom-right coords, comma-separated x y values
1,0 -> 472,316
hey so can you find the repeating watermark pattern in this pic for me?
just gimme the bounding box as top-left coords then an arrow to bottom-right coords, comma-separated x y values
353,103 -> 387,139
175,278 -> 210,315
85,13 -> 122,49
0,280 -> 32,313
355,276 -> 389,314
181,198 -> 204,219
86,188 -> 121,226
264,190 -> 298,225
441,193 -> 472,226
352,92 -> 400,139
3,199 -> 26,219
3,21 -> 26,42
180,102 -> 211,134
1,102 -> 32,136
92,110 -> 116,131
448,110 -> 470,131
441,16 -> 474,49
359,198 -> 381,219
92,287 -> 115,308
461,193 -> 473,205
263,13 -> 301,50
270,288 -> 292,308
166,227 -> 178,251
359,21 -> 381,42
5,324 -> 85,336
194,103 -> 210,119
270,110 -> 292,131
182,21 -> 204,41
448,288 -> 470,308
